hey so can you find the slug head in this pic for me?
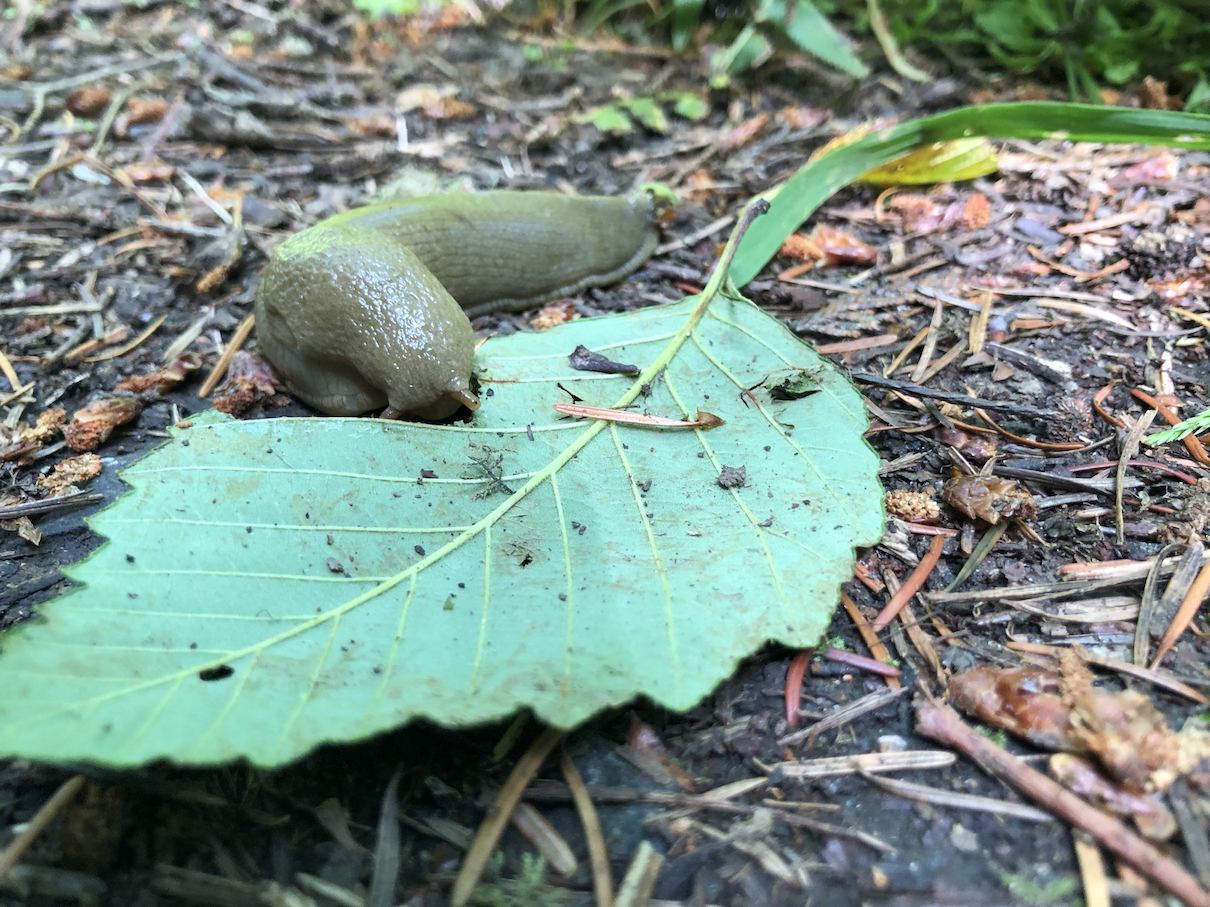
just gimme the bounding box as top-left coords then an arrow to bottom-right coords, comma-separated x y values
255,228 -> 478,418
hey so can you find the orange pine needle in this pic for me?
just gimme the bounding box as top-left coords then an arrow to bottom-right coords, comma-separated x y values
871,534 -> 946,633
841,591 -> 901,690
784,651 -> 811,728
1092,381 -> 1125,428
1150,561 -> 1210,669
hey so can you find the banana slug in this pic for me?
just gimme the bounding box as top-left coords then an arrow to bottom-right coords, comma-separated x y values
254,190 -> 658,419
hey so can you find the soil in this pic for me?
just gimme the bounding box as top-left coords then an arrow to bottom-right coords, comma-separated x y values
1,4 -> 1208,907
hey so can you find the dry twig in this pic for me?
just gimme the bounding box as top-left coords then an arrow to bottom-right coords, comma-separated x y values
915,700 -> 1210,907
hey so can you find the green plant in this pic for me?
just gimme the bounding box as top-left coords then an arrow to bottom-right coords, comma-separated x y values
991,862 -> 1079,906
836,0 -> 1210,106
579,0 -> 869,78
470,854 -> 567,907
1146,408 -> 1210,446
576,91 -> 708,135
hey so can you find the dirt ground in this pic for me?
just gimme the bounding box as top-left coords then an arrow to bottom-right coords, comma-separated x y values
1,3 -> 1208,906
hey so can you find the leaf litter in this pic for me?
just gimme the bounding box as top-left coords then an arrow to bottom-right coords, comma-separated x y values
0,7 -> 1208,907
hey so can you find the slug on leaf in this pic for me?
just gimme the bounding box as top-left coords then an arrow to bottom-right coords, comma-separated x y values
254,190 -> 658,419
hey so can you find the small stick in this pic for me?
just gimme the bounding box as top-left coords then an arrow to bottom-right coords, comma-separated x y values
1072,833 -> 1111,907
915,700 -> 1210,907
561,751 -> 613,907
198,314 -> 255,398
1115,411 -> 1156,544
450,728 -> 563,907
851,372 -> 1055,419
0,492 -> 103,520
0,775 -> 85,879
554,402 -> 723,430
859,771 -> 1053,823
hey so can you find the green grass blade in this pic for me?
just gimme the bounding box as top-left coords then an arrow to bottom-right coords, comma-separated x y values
671,0 -> 705,51
756,0 -> 870,78
729,102 -> 1210,286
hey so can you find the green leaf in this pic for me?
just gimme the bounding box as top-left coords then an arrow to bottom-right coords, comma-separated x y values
1102,58 -> 1138,85
730,102 -> 1210,287
580,103 -> 634,135
670,91 -> 710,122
756,0 -> 870,78
351,0 -> 420,17
714,25 -> 773,75
624,96 -> 670,133
857,137 -> 998,185
1187,78 -> 1210,113
974,4 -> 1049,51
0,291 -> 882,767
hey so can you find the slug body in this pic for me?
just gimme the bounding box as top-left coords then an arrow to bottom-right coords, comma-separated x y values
254,191 -> 658,418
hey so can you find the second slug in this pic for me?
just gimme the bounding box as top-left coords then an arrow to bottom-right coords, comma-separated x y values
254,190 -> 658,419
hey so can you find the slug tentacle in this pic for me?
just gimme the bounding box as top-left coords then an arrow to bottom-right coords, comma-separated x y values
254,190 -> 658,418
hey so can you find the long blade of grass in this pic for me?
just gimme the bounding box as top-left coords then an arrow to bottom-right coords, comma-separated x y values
671,0 -> 705,51
729,102 -> 1210,286
756,0 -> 869,78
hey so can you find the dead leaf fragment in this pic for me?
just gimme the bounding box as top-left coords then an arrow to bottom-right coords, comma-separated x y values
1049,754 -> 1175,840
950,661 -> 1195,794
623,718 -> 696,790
28,408 -> 67,442
779,233 -> 822,263
63,397 -> 142,452
567,344 -> 639,376
885,489 -> 940,523
721,112 -> 769,152
1,408 -> 67,462
1112,152 -> 1179,187
211,351 -> 278,416
1066,681 -> 1182,792
891,194 -> 942,233
400,5 -> 476,45
117,353 -> 203,395
778,225 -> 876,268
114,161 -> 176,184
778,105 -> 830,131
529,300 -> 577,331
959,193 -> 991,229
949,666 -> 1074,751
0,63 -> 32,80
115,96 -> 170,136
943,474 -> 1036,524
1140,76 -> 1180,110
717,465 -> 746,489
937,426 -> 997,462
37,453 -> 102,495
813,224 -> 878,267
66,86 -> 112,117
396,83 -> 475,120
1,516 -> 41,546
